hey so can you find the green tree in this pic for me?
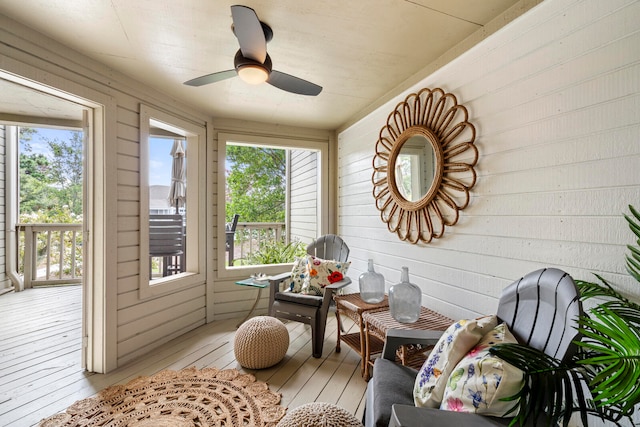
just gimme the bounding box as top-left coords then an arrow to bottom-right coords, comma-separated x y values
47,132 -> 83,215
225,145 -> 286,223
19,152 -> 55,214
19,128 -> 83,221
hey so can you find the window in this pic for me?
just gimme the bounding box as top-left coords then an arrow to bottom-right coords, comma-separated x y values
139,105 -> 206,298
218,132 -> 328,278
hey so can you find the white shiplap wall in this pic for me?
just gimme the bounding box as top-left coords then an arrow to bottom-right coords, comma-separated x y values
338,0 -> 640,321
290,149 -> 319,244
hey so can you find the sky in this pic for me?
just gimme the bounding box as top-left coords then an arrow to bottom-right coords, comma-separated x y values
148,137 -> 174,187
22,127 -> 173,186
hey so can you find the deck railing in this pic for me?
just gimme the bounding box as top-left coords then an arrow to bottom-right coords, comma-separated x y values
229,222 -> 285,265
16,223 -> 83,288
16,221 -> 285,284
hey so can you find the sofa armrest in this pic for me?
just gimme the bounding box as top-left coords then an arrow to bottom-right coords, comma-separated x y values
390,405 -> 511,427
382,328 -> 443,361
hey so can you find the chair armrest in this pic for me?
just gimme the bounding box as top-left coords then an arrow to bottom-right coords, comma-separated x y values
318,277 -> 353,313
269,271 -> 292,283
268,271 -> 292,306
390,405 -> 510,427
324,277 -> 352,291
382,328 -> 443,360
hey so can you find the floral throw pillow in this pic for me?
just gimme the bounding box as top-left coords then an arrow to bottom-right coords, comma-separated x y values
300,255 -> 351,296
287,256 -> 309,293
440,323 -> 524,417
413,315 -> 498,408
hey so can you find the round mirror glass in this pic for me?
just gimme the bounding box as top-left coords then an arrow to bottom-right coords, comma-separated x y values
394,135 -> 436,202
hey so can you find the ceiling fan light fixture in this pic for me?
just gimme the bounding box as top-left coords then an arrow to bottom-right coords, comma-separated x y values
237,65 -> 269,85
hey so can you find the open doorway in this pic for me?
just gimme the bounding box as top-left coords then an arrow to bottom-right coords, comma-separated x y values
16,125 -> 84,287
0,76 -> 98,372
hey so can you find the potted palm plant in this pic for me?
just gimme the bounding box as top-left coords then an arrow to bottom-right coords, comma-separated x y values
490,205 -> 640,426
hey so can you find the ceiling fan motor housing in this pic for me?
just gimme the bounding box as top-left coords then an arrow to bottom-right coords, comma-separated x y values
234,49 -> 272,74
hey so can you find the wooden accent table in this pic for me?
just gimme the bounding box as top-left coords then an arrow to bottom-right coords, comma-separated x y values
334,293 -> 389,379
363,306 -> 453,380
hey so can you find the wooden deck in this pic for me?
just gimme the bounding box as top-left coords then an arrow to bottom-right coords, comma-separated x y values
0,286 -> 368,426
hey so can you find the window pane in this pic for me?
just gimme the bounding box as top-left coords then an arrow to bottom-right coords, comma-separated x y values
148,137 -> 186,280
224,143 -> 319,267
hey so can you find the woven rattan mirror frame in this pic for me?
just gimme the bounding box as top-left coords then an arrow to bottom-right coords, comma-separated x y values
372,87 -> 477,244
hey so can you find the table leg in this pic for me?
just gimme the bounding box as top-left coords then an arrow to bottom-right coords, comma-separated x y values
364,325 -> 372,381
236,287 -> 263,328
358,318 -> 367,378
335,309 -> 342,352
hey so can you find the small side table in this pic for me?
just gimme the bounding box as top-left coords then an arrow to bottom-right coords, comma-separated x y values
235,278 -> 270,327
363,307 -> 453,380
334,293 -> 389,379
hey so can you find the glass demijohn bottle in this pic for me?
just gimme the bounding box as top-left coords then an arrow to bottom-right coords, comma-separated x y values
389,266 -> 421,323
359,259 -> 385,303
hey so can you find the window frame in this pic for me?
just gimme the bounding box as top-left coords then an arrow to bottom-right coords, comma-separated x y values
139,104 -> 206,299
217,132 -> 328,279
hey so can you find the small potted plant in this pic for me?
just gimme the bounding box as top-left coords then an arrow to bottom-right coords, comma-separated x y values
490,205 -> 640,426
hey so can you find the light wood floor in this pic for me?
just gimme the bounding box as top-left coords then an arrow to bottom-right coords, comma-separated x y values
0,286 -> 368,426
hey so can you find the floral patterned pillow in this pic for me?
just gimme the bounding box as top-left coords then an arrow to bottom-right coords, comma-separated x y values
440,323 -> 524,417
300,255 -> 351,296
287,256 -> 309,293
413,315 -> 498,408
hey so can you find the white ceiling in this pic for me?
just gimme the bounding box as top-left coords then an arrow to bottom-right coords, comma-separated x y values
0,0 -> 520,130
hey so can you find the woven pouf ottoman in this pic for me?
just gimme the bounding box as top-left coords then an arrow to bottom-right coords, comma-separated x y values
276,402 -> 364,427
234,316 -> 289,369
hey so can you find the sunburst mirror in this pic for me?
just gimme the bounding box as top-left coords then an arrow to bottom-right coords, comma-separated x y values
372,87 -> 477,244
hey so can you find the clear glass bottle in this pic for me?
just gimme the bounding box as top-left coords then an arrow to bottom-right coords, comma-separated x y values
389,266 -> 421,323
359,259 -> 385,303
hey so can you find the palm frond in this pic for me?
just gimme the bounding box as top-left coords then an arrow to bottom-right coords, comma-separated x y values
490,343 -> 631,426
624,204 -> 640,236
575,276 -> 640,327
577,307 -> 640,415
624,204 -> 640,280
627,248 -> 640,282
489,343 -> 590,427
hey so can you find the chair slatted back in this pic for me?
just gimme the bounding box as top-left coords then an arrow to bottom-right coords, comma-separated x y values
149,214 -> 184,256
226,214 -> 240,233
497,268 -> 583,362
307,234 -> 350,262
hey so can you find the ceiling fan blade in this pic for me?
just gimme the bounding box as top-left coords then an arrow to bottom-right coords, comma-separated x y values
231,5 -> 266,63
184,70 -> 237,87
267,70 -> 322,96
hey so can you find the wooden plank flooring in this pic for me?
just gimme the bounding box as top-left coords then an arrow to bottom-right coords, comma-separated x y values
0,286 -> 368,426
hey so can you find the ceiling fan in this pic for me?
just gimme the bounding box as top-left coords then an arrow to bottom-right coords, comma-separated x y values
184,5 -> 322,96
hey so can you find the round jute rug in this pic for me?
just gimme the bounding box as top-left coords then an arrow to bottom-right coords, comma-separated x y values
39,367 -> 287,427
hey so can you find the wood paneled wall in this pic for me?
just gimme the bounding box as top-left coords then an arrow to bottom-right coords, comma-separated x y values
337,0 -> 640,320
290,149 -> 319,244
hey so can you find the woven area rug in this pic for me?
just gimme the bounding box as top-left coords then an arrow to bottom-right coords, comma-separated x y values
39,367 -> 287,427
